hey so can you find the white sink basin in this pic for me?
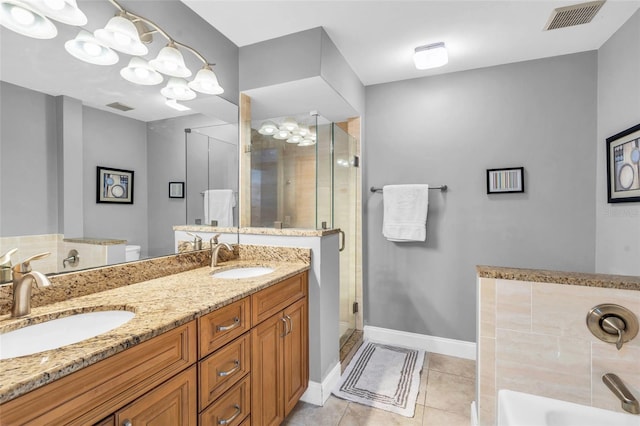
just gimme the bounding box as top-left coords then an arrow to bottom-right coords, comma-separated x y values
0,310 -> 135,360
211,266 -> 275,279
498,390 -> 640,426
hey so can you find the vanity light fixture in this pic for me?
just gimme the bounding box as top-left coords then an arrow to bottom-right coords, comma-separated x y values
65,29 -> 119,65
273,129 -> 291,140
94,13 -> 148,56
0,0 -> 57,39
188,65 -> 223,95
298,139 -> 316,147
165,98 -> 191,112
120,57 -> 162,85
286,134 -> 304,144
413,42 -> 448,70
258,121 -> 279,136
149,42 -> 191,78
280,117 -> 299,132
31,0 -> 86,26
160,77 -> 196,101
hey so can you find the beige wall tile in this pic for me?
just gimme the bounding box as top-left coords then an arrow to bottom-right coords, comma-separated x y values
591,342 -> 640,413
479,278 -> 496,339
496,279 -> 531,332
532,282 -> 640,348
478,336 -> 496,426
496,329 -> 591,405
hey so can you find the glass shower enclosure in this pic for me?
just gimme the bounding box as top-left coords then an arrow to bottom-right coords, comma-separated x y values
249,113 -> 359,346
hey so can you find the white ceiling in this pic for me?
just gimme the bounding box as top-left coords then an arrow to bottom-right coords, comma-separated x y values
184,0 -> 640,86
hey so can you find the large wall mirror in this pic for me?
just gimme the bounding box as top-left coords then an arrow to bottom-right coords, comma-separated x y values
0,1 -> 239,277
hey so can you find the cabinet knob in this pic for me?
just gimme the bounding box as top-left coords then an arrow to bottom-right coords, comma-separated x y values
122,420 -> 132,426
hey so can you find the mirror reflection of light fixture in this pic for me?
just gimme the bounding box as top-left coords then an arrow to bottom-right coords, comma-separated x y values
258,121 -> 279,136
120,57 -> 163,85
286,134 -> 304,144
0,0 -> 57,39
298,139 -> 316,147
64,29 -> 119,65
280,117 -> 299,132
273,130 -> 291,140
165,98 -> 191,111
150,43 -> 192,78
160,77 -> 196,101
188,65 -> 224,95
413,42 -> 448,70
94,13 -> 148,56
32,0 -> 86,25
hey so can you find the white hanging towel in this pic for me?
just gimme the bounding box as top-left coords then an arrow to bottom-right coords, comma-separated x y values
203,189 -> 236,227
382,184 -> 429,242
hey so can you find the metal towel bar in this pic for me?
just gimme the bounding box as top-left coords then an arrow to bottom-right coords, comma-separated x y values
370,185 -> 447,193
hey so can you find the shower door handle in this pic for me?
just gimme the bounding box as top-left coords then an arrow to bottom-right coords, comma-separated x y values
339,230 -> 346,252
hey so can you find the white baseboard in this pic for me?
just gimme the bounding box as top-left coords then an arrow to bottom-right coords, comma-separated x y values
299,361 -> 341,406
364,326 -> 476,360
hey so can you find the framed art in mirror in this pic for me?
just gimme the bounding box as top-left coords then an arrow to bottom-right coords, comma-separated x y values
606,123 -> 640,203
97,166 -> 134,204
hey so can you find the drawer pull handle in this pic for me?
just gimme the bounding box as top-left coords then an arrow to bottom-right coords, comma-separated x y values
280,317 -> 288,337
218,404 -> 241,425
217,317 -> 240,332
218,360 -> 240,377
285,315 -> 293,335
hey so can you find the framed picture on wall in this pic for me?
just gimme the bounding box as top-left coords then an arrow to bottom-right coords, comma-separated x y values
169,182 -> 185,198
486,167 -> 524,194
606,123 -> 640,203
96,166 -> 134,204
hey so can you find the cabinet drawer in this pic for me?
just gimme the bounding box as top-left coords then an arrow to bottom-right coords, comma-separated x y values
199,333 -> 251,410
199,374 -> 251,426
199,297 -> 251,357
1,322 -> 197,426
115,366 -> 197,426
251,272 -> 307,325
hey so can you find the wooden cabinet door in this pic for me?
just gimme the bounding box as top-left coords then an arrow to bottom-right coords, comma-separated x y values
251,313 -> 285,426
115,366 -> 197,426
283,297 -> 309,417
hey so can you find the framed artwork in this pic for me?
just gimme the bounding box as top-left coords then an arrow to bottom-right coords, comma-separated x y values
606,123 -> 640,203
487,167 -> 524,194
169,181 -> 185,198
96,166 -> 134,204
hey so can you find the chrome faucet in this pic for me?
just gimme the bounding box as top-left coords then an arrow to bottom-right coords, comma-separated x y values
603,373 -> 640,414
210,237 -> 232,267
11,252 -> 52,318
186,232 -> 203,250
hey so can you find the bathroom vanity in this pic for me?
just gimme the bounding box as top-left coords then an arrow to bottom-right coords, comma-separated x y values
0,249 -> 310,425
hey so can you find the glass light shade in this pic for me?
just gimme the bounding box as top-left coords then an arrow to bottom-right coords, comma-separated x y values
94,15 -> 148,56
286,134 -> 303,144
160,77 -> 196,101
188,66 -> 223,95
280,117 -> 298,132
120,57 -> 163,85
294,125 -> 309,137
298,139 -> 316,147
149,44 -> 192,78
414,42 -> 448,70
65,30 -> 119,65
258,121 -> 278,136
273,130 -> 290,140
33,0 -> 86,25
0,0 -> 57,39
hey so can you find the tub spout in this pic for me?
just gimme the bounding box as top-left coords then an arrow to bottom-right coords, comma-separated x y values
603,373 -> 640,415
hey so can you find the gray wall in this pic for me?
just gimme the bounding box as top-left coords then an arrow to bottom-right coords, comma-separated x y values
0,81 -> 59,236
364,52 -> 597,342
83,108 -> 149,254
595,10 -> 640,276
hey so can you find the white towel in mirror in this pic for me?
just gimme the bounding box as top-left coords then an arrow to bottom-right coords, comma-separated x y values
382,184 -> 429,242
203,189 -> 236,227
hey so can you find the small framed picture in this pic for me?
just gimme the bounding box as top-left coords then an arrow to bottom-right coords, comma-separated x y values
97,166 -> 134,204
606,123 -> 640,203
487,167 -> 524,194
169,181 -> 185,198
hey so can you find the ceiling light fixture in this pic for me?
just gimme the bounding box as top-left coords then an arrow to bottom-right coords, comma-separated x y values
188,65 -> 224,95
120,57 -> 163,85
258,121 -> 279,136
413,42 -> 448,70
280,117 -> 299,132
273,130 -> 291,140
149,42 -> 191,78
32,0 -> 86,25
165,98 -> 191,112
64,29 -> 119,65
0,0 -> 57,39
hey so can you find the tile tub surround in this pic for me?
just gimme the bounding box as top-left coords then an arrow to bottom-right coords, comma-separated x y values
0,256 -> 310,403
173,224 -> 340,237
476,266 -> 640,426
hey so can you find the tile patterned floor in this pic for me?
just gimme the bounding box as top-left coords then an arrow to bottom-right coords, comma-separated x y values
284,353 -> 476,426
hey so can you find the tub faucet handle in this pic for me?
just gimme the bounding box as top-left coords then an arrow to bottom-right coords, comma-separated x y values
602,316 -> 626,350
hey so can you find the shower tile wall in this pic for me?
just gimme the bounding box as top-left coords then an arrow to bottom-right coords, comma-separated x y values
477,277 -> 640,425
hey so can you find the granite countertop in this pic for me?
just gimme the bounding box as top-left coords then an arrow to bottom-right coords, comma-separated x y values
477,265 -> 640,291
0,259 -> 310,404
62,237 -> 127,245
173,225 -> 340,237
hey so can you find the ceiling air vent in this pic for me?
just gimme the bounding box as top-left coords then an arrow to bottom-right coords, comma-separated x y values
544,0 -> 606,30
106,102 -> 134,112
